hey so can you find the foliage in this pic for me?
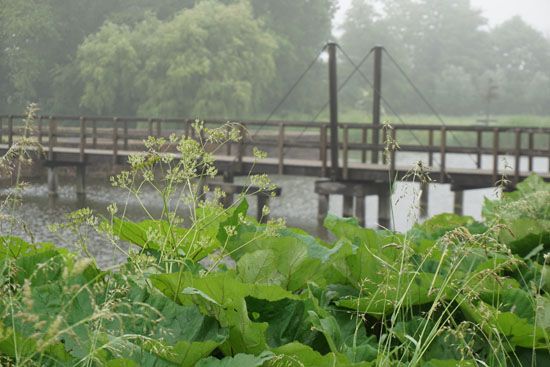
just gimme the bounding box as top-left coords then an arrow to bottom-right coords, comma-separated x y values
1,127 -> 550,365
339,0 -> 550,116
483,174 -> 550,259
76,1 -> 277,117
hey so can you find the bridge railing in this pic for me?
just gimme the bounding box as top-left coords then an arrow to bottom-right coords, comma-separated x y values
1,115 -> 549,184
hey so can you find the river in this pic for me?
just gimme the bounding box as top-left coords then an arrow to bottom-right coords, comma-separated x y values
1,153 -> 547,267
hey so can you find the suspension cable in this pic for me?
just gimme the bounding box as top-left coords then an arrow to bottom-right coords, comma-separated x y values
383,48 -> 479,166
282,47 -> 375,155
337,45 -> 457,183
250,45 -> 328,138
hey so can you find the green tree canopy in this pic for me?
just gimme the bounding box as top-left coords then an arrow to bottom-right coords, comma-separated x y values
77,0 -> 277,117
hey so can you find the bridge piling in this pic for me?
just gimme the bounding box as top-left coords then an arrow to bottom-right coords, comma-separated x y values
343,195 -> 354,218
453,190 -> 464,216
317,194 -> 329,227
420,182 -> 430,219
315,180 -> 393,230
378,188 -> 391,229
47,167 -> 58,197
76,165 -> 86,199
355,196 -> 366,227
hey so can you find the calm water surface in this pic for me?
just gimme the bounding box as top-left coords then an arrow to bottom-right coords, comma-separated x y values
2,153 -> 547,267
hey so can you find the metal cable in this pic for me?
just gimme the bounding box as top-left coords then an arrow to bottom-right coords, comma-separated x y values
282,47 -> 375,156
250,45 -> 328,138
337,45 -> 456,183
383,48 -> 479,166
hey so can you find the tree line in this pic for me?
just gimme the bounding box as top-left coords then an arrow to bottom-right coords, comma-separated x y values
1,0 -> 549,118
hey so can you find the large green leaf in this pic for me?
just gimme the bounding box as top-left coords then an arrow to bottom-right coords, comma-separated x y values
150,271 -> 297,354
408,213 -> 487,241
335,272 -> 442,316
196,351 -> 274,367
267,342 -> 372,367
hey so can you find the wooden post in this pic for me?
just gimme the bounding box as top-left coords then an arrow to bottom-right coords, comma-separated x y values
48,117 -> 55,160
343,195 -> 354,218
355,195 -> 365,227
453,190 -> 464,216
428,129 -> 434,166
112,117 -> 119,166
79,117 -> 86,162
420,182 -> 429,218
372,46 -> 383,164
123,119 -> 129,150
476,129 -> 482,169
390,127 -> 397,178
528,131 -> 534,172
225,125 -> 232,156
278,123 -> 285,175
38,116 -> 43,144
514,128 -> 521,185
361,127 -> 368,163
378,188 -> 391,230
343,124 -> 349,180
0,117 -> 3,144
47,167 -> 58,197
440,127 -> 446,182
318,194 -> 329,227
320,125 -> 328,177
238,125 -> 245,172
92,119 -> 98,148
76,165 -> 86,198
156,119 -> 162,137
7,115 -> 13,147
492,128 -> 500,184
327,42 -> 340,181
148,118 -> 154,137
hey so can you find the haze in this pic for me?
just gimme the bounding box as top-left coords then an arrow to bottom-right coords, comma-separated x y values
336,0 -> 550,35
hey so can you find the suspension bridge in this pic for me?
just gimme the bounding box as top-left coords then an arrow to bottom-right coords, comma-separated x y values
1,44 -> 549,228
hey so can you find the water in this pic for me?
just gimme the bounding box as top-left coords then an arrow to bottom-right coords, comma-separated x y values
2,153 -> 547,266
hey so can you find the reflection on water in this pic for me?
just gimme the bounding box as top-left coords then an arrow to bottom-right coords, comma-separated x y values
4,152 -> 547,267
1,172 -> 500,267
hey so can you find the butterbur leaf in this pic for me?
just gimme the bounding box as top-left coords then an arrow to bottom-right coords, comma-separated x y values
268,342 -> 372,367
408,213 -> 486,241
423,360 -> 477,367
336,272 -> 442,316
150,271 -> 296,354
196,351 -> 275,367
246,297 -> 322,349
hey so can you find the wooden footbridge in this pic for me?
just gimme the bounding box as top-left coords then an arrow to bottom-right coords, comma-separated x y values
1,114 -> 549,228
1,45 -> 549,228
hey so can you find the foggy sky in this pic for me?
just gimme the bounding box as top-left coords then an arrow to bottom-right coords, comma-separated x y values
335,0 -> 550,36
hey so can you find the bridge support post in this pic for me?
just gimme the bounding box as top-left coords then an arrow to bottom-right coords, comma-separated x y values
47,167 -> 58,197
453,190 -> 464,216
355,195 -> 366,227
372,46 -> 383,164
76,165 -> 86,199
378,188 -> 391,230
343,196 -> 354,218
318,194 -> 329,227
420,182 -> 429,218
327,42 -> 340,181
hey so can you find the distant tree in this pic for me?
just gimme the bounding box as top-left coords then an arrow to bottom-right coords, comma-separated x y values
76,1 -> 277,117
433,65 -> 476,115
0,0 -> 59,110
488,16 -> 550,113
246,0 -> 337,114
525,72 -> 550,115
339,0 -> 490,115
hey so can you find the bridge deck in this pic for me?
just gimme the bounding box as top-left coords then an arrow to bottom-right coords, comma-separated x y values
2,143 -> 547,190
